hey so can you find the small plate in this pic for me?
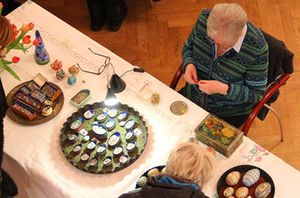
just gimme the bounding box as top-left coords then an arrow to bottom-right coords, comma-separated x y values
170,101 -> 188,115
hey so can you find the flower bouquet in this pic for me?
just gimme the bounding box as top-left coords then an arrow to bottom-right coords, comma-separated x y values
0,3 -> 38,80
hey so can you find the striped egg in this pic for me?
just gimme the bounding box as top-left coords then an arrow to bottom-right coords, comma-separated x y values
255,182 -> 271,198
242,168 -> 260,187
226,171 -> 241,186
235,187 -> 249,198
223,187 -> 234,197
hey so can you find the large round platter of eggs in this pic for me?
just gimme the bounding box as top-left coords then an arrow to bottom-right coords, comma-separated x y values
217,165 -> 275,198
59,102 -> 148,174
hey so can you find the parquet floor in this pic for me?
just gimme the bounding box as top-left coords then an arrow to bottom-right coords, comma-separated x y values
21,0 -> 300,171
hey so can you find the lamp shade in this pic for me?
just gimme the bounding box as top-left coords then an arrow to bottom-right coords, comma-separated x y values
104,88 -> 119,106
110,74 -> 126,93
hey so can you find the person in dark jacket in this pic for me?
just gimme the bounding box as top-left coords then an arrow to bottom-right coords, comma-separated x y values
0,15 -> 18,197
119,142 -> 216,198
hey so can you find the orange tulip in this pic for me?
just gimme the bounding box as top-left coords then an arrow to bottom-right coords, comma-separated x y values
21,24 -> 29,33
12,56 -> 20,63
22,35 -> 31,44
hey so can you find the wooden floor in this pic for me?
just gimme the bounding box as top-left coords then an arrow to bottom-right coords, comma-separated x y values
21,0 -> 300,171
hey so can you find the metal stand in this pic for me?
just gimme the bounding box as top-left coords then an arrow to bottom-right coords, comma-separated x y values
264,104 -> 284,142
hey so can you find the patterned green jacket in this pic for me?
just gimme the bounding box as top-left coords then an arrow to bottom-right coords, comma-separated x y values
182,10 -> 269,117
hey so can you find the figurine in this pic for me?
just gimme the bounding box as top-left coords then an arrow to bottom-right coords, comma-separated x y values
68,75 -> 77,85
34,30 -> 50,65
68,65 -> 80,75
56,69 -> 65,80
50,59 -> 62,70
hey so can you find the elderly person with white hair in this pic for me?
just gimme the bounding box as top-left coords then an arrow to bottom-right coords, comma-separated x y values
181,3 -> 269,128
119,142 -> 216,198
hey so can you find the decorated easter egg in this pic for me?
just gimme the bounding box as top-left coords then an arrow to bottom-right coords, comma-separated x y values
68,65 -> 80,75
113,146 -> 123,156
56,69 -> 65,80
137,176 -> 148,187
226,171 -> 241,186
108,132 -> 121,147
96,112 -> 108,123
106,119 -> 116,130
118,111 -> 128,121
242,168 -> 260,187
206,146 -> 216,158
147,168 -> 159,178
125,130 -> 134,141
255,182 -> 271,198
125,119 -> 136,130
50,59 -> 62,70
235,187 -> 249,198
119,155 -> 129,164
246,196 -> 252,198
228,196 -> 235,198
89,157 -> 99,167
126,141 -> 136,152
102,156 -> 112,166
96,144 -> 106,155
223,187 -> 234,197
108,108 -> 118,118
84,110 -> 95,120
187,137 -> 198,144
68,75 -> 77,85
161,167 -> 167,174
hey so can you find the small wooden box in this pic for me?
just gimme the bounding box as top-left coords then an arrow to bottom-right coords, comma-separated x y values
194,114 -> 243,157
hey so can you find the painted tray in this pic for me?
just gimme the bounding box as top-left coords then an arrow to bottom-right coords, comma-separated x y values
59,102 -> 148,174
217,165 -> 275,198
6,81 -> 64,125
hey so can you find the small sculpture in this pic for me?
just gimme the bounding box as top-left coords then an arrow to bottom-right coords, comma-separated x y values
34,30 -> 50,65
56,69 -> 65,80
68,65 -> 80,75
68,75 -> 77,85
50,60 -> 62,70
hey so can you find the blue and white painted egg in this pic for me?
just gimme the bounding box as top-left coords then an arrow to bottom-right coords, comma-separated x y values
242,168 -> 260,187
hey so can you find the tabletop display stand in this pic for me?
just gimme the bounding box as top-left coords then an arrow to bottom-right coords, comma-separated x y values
60,102 -> 148,174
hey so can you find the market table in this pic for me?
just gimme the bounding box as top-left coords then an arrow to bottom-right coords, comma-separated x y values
1,1 -> 300,198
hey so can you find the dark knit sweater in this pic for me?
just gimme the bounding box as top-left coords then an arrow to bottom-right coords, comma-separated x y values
182,10 -> 269,117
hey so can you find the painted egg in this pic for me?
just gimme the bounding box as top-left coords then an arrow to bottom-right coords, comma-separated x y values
56,69 -> 65,80
89,157 -> 99,167
68,75 -> 77,85
118,111 -> 128,121
223,187 -> 234,197
187,137 -> 199,144
228,196 -> 235,198
72,144 -> 82,153
92,124 -> 107,136
255,182 -> 271,198
96,112 -> 108,122
105,119 -> 116,130
119,155 -> 129,164
161,167 -> 167,174
137,176 -> 148,187
80,152 -> 90,161
125,130 -> 134,141
96,144 -> 106,155
108,108 -> 118,118
68,132 -> 79,143
125,119 -> 136,130
68,65 -> 80,75
235,187 -> 249,198
79,129 -> 88,136
243,168 -> 260,187
119,121 -> 126,127
206,146 -> 216,158
102,156 -> 112,166
246,196 -> 252,198
83,135 -> 90,142
126,141 -> 136,152
226,171 -> 241,186
70,117 -> 84,131
147,168 -> 159,178
113,146 -> 123,156
86,140 -> 97,150
50,60 -> 62,70
84,110 -> 94,120
108,132 -> 121,147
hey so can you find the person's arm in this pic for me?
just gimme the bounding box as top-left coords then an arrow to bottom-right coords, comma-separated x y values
224,50 -> 269,104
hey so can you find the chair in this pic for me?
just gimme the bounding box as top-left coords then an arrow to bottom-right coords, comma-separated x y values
170,33 -> 294,142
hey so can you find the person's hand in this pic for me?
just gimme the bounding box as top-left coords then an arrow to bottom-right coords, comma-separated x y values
198,80 -> 229,95
184,63 -> 198,84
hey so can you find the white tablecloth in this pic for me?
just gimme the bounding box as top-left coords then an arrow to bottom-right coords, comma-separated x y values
1,1 -> 300,197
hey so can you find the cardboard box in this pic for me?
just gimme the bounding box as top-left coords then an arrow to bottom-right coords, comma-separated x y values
194,114 -> 243,157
